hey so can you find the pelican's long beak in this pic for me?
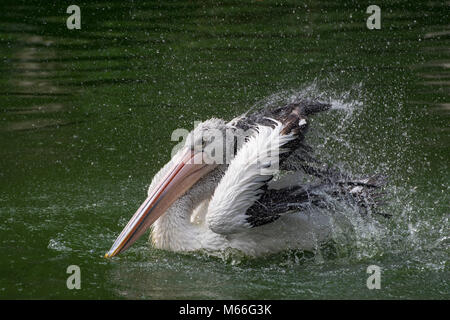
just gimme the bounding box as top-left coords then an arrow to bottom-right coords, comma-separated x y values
105,148 -> 216,258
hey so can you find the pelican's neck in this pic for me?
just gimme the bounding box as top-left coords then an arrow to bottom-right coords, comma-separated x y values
151,168 -> 224,251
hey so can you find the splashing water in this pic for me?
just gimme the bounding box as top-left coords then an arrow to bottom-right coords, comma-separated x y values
237,83 -> 448,270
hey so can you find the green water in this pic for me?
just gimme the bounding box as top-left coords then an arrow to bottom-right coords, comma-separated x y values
0,0 -> 448,299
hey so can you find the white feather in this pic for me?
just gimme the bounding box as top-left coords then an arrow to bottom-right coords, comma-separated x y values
206,120 -> 296,234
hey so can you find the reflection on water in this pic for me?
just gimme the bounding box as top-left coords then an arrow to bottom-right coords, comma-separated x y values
0,0 -> 448,299
4,34 -> 69,131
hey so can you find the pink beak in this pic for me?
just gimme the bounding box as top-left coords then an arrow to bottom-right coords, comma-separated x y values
105,149 -> 217,258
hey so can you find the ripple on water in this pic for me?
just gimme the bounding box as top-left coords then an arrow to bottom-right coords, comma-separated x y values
47,238 -> 72,252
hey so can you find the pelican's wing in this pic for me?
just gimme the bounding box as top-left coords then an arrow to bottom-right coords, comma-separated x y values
206,102 -> 325,235
206,101 -> 329,235
243,183 -> 313,227
244,173 -> 389,228
206,119 -> 297,234
206,100 -> 386,235
230,99 -> 331,169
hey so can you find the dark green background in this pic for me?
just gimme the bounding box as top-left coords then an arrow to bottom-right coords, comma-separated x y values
0,0 -> 448,299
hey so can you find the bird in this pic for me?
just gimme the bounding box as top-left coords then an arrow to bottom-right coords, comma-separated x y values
105,99 -> 385,258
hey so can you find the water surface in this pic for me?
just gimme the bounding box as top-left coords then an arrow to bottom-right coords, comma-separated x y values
0,0 -> 448,299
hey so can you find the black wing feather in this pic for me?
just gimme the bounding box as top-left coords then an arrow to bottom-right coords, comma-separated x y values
231,99 -> 387,228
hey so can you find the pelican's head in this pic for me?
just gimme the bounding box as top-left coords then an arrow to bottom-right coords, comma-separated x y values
105,118 -> 242,257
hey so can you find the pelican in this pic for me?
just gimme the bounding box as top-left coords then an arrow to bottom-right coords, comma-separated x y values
105,100 -> 384,258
